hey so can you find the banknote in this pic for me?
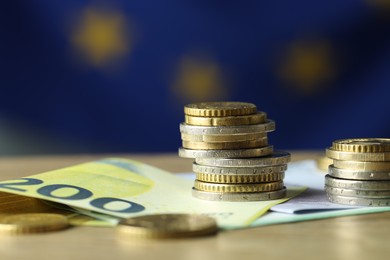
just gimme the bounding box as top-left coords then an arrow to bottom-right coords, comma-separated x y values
0,158 -> 304,228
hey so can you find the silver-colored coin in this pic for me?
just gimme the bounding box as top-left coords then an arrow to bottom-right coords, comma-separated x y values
193,163 -> 287,175
179,120 -> 275,135
325,185 -> 390,198
195,151 -> 290,167
333,160 -> 390,171
191,187 -> 287,201
178,146 -> 273,159
325,175 -> 390,190
328,165 -> 390,180
326,193 -> 390,207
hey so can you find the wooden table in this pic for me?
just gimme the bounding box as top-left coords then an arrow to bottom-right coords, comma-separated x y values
0,152 -> 389,260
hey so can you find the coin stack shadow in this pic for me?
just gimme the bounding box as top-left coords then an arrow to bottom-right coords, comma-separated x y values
325,138 -> 390,206
178,102 -> 291,201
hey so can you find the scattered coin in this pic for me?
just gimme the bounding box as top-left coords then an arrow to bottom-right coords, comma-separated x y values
116,214 -> 218,239
192,187 -> 287,201
0,213 -> 69,235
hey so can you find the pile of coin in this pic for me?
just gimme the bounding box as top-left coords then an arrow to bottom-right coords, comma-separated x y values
178,102 -> 290,201
325,138 -> 390,206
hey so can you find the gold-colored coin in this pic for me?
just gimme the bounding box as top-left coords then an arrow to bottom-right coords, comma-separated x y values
332,138 -> 390,153
184,102 -> 257,117
196,172 -> 285,183
326,148 -> 390,162
316,156 -> 333,172
0,213 -> 69,235
182,138 -> 268,150
333,160 -> 390,171
185,112 -> 267,126
194,180 -> 284,193
181,132 -> 267,143
116,214 -> 218,239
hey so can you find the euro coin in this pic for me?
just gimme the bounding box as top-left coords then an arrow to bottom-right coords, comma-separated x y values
185,112 -> 267,126
184,102 -> 257,117
179,120 -> 275,135
333,160 -> 390,171
180,132 -> 267,143
325,175 -> 390,190
116,214 -> 218,239
178,146 -> 273,158
195,171 -> 285,183
332,138 -> 390,153
328,165 -> 390,180
193,163 -> 287,175
325,186 -> 390,198
195,151 -> 290,167
326,194 -> 390,206
192,187 -> 287,201
182,139 -> 268,150
326,148 -> 390,162
316,156 -> 333,172
194,180 -> 284,193
0,213 -> 69,235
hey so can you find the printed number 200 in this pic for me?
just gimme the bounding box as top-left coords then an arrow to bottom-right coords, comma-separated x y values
0,178 -> 144,213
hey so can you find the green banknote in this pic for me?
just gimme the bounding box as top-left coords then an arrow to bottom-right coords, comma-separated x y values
0,158 -> 304,228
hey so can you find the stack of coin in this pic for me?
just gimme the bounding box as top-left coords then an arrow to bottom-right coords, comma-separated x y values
325,138 -> 390,206
178,102 -> 290,201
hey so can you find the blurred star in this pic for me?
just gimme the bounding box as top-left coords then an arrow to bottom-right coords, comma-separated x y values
277,40 -> 336,96
172,55 -> 228,102
71,7 -> 130,67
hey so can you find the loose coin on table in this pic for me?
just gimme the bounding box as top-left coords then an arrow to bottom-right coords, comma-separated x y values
184,102 -> 257,117
116,214 -> 218,239
192,187 -> 287,201
0,213 -> 69,235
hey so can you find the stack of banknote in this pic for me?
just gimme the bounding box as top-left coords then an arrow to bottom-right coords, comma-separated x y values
178,102 -> 291,201
325,138 -> 390,206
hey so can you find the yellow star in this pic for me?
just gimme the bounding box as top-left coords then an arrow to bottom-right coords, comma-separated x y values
277,40 -> 336,96
71,7 -> 130,67
172,55 -> 228,102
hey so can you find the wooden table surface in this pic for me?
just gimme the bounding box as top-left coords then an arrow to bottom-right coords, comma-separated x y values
0,152 -> 389,260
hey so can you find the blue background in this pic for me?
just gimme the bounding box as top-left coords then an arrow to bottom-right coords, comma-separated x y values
0,1 -> 389,154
